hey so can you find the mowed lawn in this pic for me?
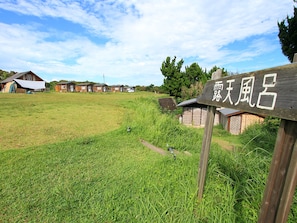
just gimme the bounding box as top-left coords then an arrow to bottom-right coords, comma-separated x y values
0,92 -> 156,150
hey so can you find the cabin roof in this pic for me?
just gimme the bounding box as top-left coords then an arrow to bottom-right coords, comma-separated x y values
0,71 -> 43,83
177,98 -> 207,108
219,108 -> 242,117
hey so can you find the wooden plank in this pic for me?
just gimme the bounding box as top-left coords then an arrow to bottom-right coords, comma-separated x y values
257,120 -> 297,223
197,105 -> 216,199
197,69 -> 222,200
198,63 -> 297,121
140,139 -> 167,155
275,139 -> 297,223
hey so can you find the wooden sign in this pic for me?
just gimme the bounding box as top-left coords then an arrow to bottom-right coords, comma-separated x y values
196,61 -> 297,223
197,63 -> 297,121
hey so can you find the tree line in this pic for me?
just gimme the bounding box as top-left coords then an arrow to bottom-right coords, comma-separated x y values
160,56 -> 227,103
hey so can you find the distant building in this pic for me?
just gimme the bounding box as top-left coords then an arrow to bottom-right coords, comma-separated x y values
124,86 -> 135,92
177,98 -> 220,127
219,108 -> 264,135
75,83 -> 94,92
55,81 -> 76,92
177,98 -> 264,134
110,85 -> 124,92
0,71 -> 45,93
93,83 -> 108,92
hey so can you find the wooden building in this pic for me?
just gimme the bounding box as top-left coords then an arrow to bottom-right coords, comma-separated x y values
177,98 -> 220,127
55,81 -> 76,92
0,71 -> 45,93
93,83 -> 108,92
219,108 -> 264,135
110,85 -> 124,92
75,83 -> 94,92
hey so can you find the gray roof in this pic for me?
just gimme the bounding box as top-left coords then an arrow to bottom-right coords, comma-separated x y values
219,108 -> 241,116
93,83 -> 108,86
77,82 -> 94,86
1,71 -> 42,83
56,81 -> 75,85
177,98 -> 207,108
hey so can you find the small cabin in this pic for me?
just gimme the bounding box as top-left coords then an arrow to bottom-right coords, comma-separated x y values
93,83 -> 108,92
55,81 -> 76,92
75,83 -> 94,92
0,71 -> 45,93
177,98 -> 220,127
110,85 -> 124,92
124,86 -> 135,93
219,108 -> 264,135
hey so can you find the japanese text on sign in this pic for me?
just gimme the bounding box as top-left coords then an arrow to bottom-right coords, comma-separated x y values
212,73 -> 277,110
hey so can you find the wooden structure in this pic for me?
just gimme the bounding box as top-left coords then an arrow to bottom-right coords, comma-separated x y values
0,71 -> 45,93
110,85 -> 124,92
177,98 -> 220,127
75,83 -> 94,92
55,81 -> 76,92
219,108 -> 264,135
196,60 -> 297,223
93,83 -> 108,92
158,98 -> 176,111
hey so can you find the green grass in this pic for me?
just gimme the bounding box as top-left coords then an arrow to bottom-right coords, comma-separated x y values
0,92 -> 296,222
0,92 -> 157,150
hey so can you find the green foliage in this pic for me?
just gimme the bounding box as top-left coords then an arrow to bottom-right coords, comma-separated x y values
160,56 -> 184,98
240,117 -> 280,153
0,69 -> 16,81
278,6 -> 297,62
160,56 -> 228,102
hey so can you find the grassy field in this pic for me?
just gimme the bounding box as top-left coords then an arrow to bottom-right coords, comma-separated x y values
0,92 -> 296,222
0,92 -> 155,150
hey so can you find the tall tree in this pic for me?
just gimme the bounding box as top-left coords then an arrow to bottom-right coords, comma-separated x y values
160,56 -> 184,98
278,5 -> 297,62
184,62 -> 205,87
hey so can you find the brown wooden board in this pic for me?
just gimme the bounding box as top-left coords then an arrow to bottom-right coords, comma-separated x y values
197,63 -> 297,121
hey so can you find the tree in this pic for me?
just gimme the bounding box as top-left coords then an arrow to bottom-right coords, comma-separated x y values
184,63 -> 205,87
278,5 -> 297,62
0,69 -> 16,81
160,56 -> 184,98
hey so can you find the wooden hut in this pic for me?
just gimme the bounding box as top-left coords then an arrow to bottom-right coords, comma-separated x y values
93,83 -> 108,92
75,83 -> 94,92
0,71 -> 45,93
110,85 -> 124,92
55,81 -> 76,92
177,98 -> 220,127
219,108 -> 264,135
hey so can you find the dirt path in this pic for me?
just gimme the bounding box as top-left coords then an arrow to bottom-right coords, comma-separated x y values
212,138 -> 236,151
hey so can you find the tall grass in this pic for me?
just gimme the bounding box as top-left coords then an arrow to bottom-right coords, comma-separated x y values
0,93 -> 296,222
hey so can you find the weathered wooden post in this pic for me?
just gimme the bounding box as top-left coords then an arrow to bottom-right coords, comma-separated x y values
197,60 -> 297,222
197,69 -> 222,200
258,55 -> 297,223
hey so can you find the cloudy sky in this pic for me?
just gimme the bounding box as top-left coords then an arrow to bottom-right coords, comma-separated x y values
0,0 -> 295,86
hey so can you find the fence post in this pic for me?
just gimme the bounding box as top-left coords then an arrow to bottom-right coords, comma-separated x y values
197,69 -> 222,200
257,120 -> 297,223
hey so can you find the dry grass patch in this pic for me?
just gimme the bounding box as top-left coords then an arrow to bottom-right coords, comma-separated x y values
0,92 -> 157,150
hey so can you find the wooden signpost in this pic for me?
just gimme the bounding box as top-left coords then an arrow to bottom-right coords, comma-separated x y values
197,61 -> 297,223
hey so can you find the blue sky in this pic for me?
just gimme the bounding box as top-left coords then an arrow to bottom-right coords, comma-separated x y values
0,0 -> 295,86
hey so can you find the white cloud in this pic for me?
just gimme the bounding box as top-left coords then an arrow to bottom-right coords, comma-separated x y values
0,0 -> 294,85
